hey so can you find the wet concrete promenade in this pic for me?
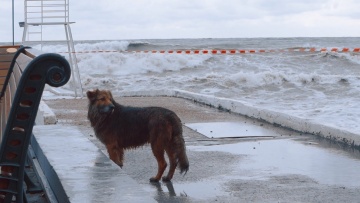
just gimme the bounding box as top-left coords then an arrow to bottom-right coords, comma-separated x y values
40,96 -> 360,202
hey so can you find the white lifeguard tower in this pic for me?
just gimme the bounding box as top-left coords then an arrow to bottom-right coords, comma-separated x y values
21,0 -> 83,97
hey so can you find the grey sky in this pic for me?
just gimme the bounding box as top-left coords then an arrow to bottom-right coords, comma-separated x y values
1,0 -> 360,42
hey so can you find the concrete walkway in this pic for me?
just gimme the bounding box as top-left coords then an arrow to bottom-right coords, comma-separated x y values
38,96 -> 360,202
32,125 -> 156,203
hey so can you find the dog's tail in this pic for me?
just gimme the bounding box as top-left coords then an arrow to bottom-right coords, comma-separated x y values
177,140 -> 189,175
173,123 -> 189,175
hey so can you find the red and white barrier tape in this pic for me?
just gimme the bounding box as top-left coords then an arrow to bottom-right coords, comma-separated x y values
58,48 -> 360,54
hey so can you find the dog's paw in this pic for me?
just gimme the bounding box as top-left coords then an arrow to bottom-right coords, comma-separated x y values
162,176 -> 172,182
149,177 -> 160,182
116,163 -> 123,168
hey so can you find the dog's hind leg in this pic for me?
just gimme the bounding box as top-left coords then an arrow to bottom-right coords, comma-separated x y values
162,148 -> 177,182
150,143 -> 167,182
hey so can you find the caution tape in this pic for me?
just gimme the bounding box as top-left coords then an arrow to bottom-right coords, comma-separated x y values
58,48 -> 360,54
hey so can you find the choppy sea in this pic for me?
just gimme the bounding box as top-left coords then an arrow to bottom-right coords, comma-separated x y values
7,37 -> 360,137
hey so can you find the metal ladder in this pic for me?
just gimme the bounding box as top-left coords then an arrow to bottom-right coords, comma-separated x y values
21,0 -> 83,97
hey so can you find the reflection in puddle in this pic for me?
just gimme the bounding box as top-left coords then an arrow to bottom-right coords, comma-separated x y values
143,179 -> 227,201
189,139 -> 360,187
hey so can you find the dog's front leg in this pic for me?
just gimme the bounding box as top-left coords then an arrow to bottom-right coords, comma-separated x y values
106,143 -> 124,168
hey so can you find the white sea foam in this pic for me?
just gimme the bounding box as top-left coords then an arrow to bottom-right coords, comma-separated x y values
39,38 -> 360,142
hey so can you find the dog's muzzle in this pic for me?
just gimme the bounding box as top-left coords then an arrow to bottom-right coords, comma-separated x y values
99,104 -> 115,113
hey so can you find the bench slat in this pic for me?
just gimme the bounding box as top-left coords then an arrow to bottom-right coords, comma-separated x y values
13,65 -> 22,89
0,55 -> 13,62
15,53 -> 32,73
0,94 -> 6,138
0,62 -> 11,69
0,51 -> 15,98
0,70 -> 10,76
9,74 -> 16,106
1,86 -> 11,137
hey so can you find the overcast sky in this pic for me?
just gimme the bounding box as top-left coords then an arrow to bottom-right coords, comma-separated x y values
1,0 -> 360,42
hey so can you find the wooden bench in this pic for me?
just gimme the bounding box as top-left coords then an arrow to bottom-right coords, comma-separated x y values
0,45 -> 71,203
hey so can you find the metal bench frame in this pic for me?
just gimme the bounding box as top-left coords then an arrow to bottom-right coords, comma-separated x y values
0,46 -> 71,203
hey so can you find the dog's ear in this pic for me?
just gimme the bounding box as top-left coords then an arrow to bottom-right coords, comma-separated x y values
107,90 -> 113,98
86,89 -> 98,100
107,90 -> 116,103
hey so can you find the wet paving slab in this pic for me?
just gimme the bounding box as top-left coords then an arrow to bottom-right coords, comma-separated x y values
186,122 -> 278,138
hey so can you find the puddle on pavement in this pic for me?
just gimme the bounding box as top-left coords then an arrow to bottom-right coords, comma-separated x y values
186,122 -> 278,138
142,179 -> 227,201
189,139 -> 360,187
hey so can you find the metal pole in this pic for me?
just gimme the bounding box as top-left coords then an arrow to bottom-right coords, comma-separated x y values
12,0 -> 14,45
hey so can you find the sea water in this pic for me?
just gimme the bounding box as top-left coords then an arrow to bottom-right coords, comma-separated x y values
6,37 -> 360,136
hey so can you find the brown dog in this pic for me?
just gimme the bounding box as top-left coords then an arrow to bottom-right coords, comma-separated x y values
86,89 -> 189,182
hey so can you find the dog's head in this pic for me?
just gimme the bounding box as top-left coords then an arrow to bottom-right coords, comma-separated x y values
86,89 -> 115,113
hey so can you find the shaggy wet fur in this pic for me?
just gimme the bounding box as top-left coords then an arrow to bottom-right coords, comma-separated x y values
87,89 -> 189,182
